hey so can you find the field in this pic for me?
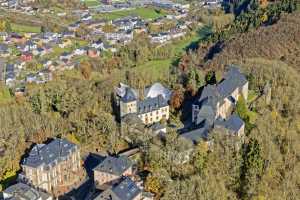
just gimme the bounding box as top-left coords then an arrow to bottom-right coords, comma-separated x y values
0,86 -> 12,105
95,7 -> 166,20
82,0 -> 101,7
11,23 -> 41,33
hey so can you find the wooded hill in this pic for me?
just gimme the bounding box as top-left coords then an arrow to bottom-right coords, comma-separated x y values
206,12 -> 300,71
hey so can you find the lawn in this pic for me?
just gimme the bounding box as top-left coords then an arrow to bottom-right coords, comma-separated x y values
82,0 -> 101,7
133,59 -> 171,79
0,86 -> 12,105
11,23 -> 41,33
96,7 -> 166,20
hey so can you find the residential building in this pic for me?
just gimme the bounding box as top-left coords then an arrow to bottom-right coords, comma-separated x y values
5,63 -> 16,87
20,138 -> 82,196
115,83 -> 171,125
182,66 -> 248,143
94,177 -> 142,200
0,44 -> 9,57
93,155 -> 133,188
2,182 -> 52,200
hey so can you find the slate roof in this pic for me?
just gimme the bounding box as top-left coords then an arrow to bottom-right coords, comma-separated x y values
93,156 -> 132,176
217,66 -> 247,98
185,66 -> 247,143
22,138 -> 78,168
115,83 -> 138,103
195,104 -> 216,126
137,95 -> 168,114
0,59 -> 4,81
5,64 -> 15,80
215,114 -> 244,135
149,122 -> 165,132
3,183 -> 51,200
95,177 -> 141,200
0,44 -> 8,52
144,82 -> 172,100
122,87 -> 138,102
181,125 -> 210,144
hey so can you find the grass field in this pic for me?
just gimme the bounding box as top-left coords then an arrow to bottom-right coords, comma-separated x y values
11,23 -> 41,33
95,7 -> 166,20
83,0 -> 101,7
0,86 -> 12,105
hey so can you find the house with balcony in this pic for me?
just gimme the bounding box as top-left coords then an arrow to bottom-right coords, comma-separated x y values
20,138 -> 82,197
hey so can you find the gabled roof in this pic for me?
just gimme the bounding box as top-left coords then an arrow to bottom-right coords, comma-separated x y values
3,183 -> 51,200
0,44 -> 8,52
217,66 -> 248,98
22,138 -> 78,168
144,82 -> 172,100
95,177 -> 141,200
181,125 -> 210,144
137,94 -> 168,114
115,83 -> 138,103
122,87 -> 138,102
215,114 -> 244,135
93,155 -> 132,176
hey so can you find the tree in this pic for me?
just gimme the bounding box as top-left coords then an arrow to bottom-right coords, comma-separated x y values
192,141 -> 208,173
80,61 -> 92,80
3,20 -> 11,33
145,175 -> 161,195
240,138 -> 265,199
170,85 -> 184,110
205,71 -> 216,85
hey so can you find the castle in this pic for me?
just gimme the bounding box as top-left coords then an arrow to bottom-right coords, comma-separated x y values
115,82 -> 171,125
182,66 -> 249,143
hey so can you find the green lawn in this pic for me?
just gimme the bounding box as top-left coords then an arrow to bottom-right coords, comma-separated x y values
83,0 -> 101,7
95,7 -> 166,20
11,23 -> 41,33
133,59 -> 171,78
0,86 -> 12,105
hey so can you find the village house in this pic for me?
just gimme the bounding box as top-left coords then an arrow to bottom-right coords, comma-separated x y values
149,32 -> 171,44
87,47 -> 100,58
68,22 -> 81,32
182,66 -> 248,143
93,155 -> 133,189
105,30 -> 133,45
115,82 -> 171,125
20,138 -> 83,197
0,43 -> 9,57
58,39 -> 72,48
5,63 -> 16,87
62,31 -> 76,38
0,32 -> 9,41
74,47 -> 87,56
10,33 -> 26,44
24,40 -> 38,51
20,52 -> 33,62
94,177 -> 142,200
2,182 -> 52,200
0,59 -> 4,81
59,52 -> 73,62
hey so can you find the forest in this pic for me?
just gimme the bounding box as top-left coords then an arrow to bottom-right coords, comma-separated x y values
0,0 -> 299,199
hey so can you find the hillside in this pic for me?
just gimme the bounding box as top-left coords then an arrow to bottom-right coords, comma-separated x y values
206,12 -> 300,70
